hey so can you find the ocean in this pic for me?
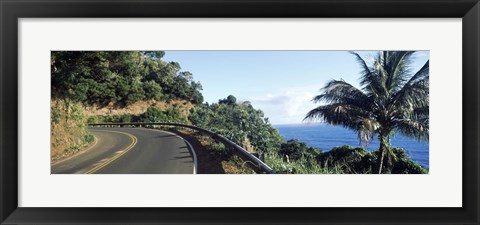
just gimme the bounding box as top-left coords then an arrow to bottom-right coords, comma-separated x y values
274,123 -> 429,169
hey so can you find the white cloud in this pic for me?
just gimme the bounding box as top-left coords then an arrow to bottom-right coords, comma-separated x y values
244,84 -> 323,125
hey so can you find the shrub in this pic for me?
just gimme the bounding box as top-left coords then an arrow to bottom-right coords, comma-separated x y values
210,142 -> 233,158
265,153 -> 343,174
318,145 -> 370,173
369,147 -> 428,174
139,106 -> 187,123
392,159 -> 428,174
189,97 -> 283,155
88,114 -> 137,123
279,139 -> 322,162
84,134 -> 94,143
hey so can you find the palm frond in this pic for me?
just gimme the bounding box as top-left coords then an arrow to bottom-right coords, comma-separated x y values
307,50 -> 429,148
391,59 -> 429,114
394,117 -> 429,141
356,118 -> 381,145
372,59 -> 389,96
304,103 -> 370,130
404,60 -> 429,86
392,76 -> 429,113
313,79 -> 372,109
386,51 -> 415,93
349,51 -> 385,97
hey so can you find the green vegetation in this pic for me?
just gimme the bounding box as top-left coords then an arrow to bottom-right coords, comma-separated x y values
50,99 -> 93,161
140,106 -> 188,123
87,105 -> 188,124
265,154 -> 344,174
262,141 -> 426,174
51,51 -> 201,160
190,97 -> 427,174
51,51 -> 203,105
189,95 -> 283,155
305,51 -> 429,174
316,145 -> 426,174
279,139 -> 322,161
51,51 -> 428,174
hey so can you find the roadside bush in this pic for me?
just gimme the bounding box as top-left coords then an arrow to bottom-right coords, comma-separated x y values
318,145 -> 370,173
265,152 -> 343,174
188,97 -> 283,155
84,134 -> 95,143
279,139 -> 322,162
88,114 -> 136,123
139,106 -> 187,123
210,142 -> 233,158
391,159 -> 428,174
367,148 -> 428,174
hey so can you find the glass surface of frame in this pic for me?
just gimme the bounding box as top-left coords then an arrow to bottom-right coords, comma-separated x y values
1,0 -> 479,224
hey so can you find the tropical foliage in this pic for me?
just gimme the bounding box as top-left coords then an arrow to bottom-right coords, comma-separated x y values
51,51 -> 428,174
189,95 -> 284,155
305,51 -> 429,173
51,51 -> 203,105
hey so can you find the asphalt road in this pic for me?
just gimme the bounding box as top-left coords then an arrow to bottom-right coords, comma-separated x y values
51,127 -> 195,174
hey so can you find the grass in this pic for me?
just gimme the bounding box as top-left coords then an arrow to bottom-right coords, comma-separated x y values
264,153 -> 344,174
150,126 -> 347,174
51,98 -> 93,162
221,155 -> 256,174
159,126 -> 258,174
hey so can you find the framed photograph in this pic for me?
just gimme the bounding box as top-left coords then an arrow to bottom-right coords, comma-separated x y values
1,0 -> 479,224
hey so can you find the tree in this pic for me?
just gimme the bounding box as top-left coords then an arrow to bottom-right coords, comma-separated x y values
52,51 -> 204,106
304,51 -> 429,173
143,51 -> 165,59
219,95 -> 237,105
143,80 -> 163,100
189,95 -> 283,155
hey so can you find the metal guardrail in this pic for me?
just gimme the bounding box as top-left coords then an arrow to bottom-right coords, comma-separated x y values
88,122 -> 274,174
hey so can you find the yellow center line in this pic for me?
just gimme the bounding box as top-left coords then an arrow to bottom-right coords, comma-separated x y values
84,130 -> 138,174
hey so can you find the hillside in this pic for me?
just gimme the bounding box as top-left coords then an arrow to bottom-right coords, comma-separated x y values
51,51 -> 428,174
50,51 -> 281,173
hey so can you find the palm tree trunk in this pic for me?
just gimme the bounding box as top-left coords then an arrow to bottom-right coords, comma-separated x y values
377,135 -> 387,174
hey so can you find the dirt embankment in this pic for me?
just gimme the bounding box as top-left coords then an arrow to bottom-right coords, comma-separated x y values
84,99 -> 195,118
51,99 -> 195,162
51,99 -> 93,162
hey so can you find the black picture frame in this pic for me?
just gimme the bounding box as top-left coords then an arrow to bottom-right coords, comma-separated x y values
1,0 -> 479,224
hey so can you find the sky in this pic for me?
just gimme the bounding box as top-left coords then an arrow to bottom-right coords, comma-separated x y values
162,51 -> 429,125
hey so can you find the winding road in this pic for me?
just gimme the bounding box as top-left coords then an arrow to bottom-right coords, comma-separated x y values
51,127 -> 196,174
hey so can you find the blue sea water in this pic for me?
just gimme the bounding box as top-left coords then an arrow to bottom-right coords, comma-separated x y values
274,123 -> 429,169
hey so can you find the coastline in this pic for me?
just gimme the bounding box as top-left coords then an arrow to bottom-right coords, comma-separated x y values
274,123 -> 429,169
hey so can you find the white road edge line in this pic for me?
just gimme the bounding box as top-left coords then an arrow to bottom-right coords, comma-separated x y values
141,128 -> 198,174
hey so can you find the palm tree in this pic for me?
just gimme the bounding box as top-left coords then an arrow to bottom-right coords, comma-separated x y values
304,51 -> 429,174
